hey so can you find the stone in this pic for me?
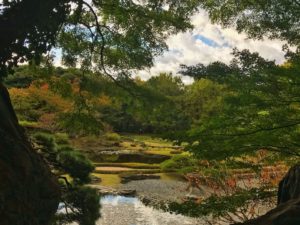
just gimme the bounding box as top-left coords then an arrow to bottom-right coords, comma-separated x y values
277,164 -> 300,204
235,165 -> 300,225
90,175 -> 102,184
118,189 -> 137,196
120,174 -> 161,183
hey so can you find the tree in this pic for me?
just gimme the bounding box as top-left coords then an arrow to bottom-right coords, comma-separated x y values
0,1 -> 201,224
182,49 -> 300,160
173,49 -> 300,224
33,132 -> 100,225
198,0 -> 300,47
182,78 -> 225,123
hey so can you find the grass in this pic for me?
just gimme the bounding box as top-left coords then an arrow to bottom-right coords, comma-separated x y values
94,168 -> 162,174
91,173 -> 121,187
127,134 -> 173,146
104,132 -> 121,141
93,162 -> 160,169
19,120 -> 39,128
144,148 -> 175,156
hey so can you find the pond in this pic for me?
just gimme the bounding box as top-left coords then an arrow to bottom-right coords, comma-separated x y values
97,195 -> 203,225
65,194 -> 203,225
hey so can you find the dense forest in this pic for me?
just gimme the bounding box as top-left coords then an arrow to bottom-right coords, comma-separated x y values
1,1 -> 300,225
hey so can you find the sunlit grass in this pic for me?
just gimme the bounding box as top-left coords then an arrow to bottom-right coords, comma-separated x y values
91,173 -> 121,188
93,162 -> 160,169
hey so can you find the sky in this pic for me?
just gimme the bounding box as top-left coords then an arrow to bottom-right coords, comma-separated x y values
54,9 -> 287,84
137,9 -> 287,83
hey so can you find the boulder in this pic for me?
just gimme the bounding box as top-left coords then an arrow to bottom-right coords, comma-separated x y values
235,165 -> 300,225
120,174 -> 161,183
277,164 -> 300,204
118,189 -> 137,196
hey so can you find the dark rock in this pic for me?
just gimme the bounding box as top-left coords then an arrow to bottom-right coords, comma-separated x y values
90,175 -> 102,184
234,197 -> 300,225
90,185 -> 136,196
278,164 -> 300,204
120,174 -> 161,183
118,189 -> 137,196
96,152 -> 170,163
236,165 -> 300,225
170,150 -> 182,154
113,142 -> 121,147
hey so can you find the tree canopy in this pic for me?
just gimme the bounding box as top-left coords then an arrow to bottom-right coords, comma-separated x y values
198,0 -> 300,47
0,0 -> 200,78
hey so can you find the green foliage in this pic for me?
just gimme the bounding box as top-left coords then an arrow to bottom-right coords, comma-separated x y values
104,132 -> 121,141
183,79 -> 225,123
165,188 -> 276,218
19,120 -> 39,128
0,0 -> 69,76
198,0 -> 300,47
177,50 -> 300,162
57,151 -> 94,183
161,154 -> 197,173
59,112 -> 103,135
54,133 -> 70,145
146,73 -> 184,97
58,1 -> 199,74
33,132 -> 95,183
32,132 -> 99,224
33,132 -> 57,153
55,186 -> 100,225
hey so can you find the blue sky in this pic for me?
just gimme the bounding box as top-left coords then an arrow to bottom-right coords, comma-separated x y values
138,9 -> 286,83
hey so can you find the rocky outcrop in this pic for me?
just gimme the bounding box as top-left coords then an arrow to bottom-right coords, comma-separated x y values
277,164 -> 300,204
235,165 -> 300,225
0,83 -> 60,225
89,185 -> 136,196
235,197 -> 300,225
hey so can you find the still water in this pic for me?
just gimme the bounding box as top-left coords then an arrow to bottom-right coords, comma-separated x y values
97,195 -> 202,225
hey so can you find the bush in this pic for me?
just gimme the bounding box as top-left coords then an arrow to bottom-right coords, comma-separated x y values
57,150 -> 94,183
56,186 -> 100,225
54,133 -> 69,145
104,132 -> 121,141
33,132 -> 56,153
160,154 -> 197,173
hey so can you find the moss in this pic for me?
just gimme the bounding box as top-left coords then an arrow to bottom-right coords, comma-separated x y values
144,148 -> 173,156
54,133 -> 69,145
100,154 -> 120,162
93,162 -> 160,169
91,174 -> 121,187
104,132 -> 121,141
19,120 -> 39,128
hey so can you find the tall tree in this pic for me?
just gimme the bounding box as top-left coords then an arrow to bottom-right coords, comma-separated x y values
182,49 -> 300,160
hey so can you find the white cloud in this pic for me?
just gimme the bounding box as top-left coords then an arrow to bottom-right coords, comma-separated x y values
138,9 -> 286,83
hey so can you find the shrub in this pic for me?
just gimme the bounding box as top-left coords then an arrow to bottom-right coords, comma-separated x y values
33,132 -> 56,153
54,133 -> 70,145
104,132 -> 121,141
161,154 -> 197,173
57,150 -> 94,183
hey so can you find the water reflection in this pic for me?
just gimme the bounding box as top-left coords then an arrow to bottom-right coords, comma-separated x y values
98,195 -> 203,225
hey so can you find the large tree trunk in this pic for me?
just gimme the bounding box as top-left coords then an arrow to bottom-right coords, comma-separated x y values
0,83 -> 60,225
